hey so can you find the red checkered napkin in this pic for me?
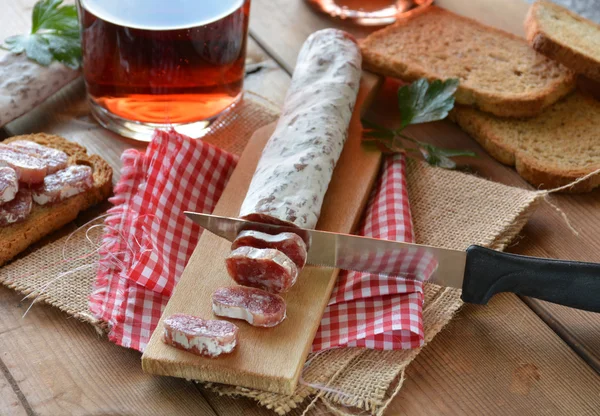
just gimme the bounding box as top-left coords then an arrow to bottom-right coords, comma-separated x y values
90,131 -> 435,352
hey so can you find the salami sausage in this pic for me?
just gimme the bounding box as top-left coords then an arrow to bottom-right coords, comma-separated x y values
0,189 -> 32,226
212,286 -> 286,327
0,167 -> 18,205
231,230 -> 307,268
0,144 -> 47,184
9,140 -> 68,174
32,165 -> 94,205
162,314 -> 238,358
238,29 -> 361,229
226,246 -> 298,294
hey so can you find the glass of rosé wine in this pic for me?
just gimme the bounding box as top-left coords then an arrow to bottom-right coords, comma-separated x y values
305,0 -> 433,25
76,0 -> 250,141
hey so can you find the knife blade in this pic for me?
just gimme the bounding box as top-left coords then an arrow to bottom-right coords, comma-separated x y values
185,212 -> 600,313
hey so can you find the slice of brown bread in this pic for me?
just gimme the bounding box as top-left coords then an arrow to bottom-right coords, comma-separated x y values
360,6 -> 576,118
0,134 -> 113,267
450,92 -> 600,193
525,0 -> 600,82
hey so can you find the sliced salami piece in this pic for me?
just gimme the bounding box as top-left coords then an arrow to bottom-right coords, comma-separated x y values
212,286 -> 287,328
231,230 -> 307,268
0,167 -> 18,205
9,140 -> 68,174
238,29 -> 361,229
0,189 -> 32,226
226,247 -> 298,294
32,165 -> 94,205
0,144 -> 47,184
162,314 -> 238,358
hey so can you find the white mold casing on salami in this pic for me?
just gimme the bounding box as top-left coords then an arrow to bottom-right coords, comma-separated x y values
0,167 -> 18,205
0,53 -> 79,128
238,28 -> 362,230
226,246 -> 298,294
231,230 -> 307,268
32,165 -> 94,205
162,314 -> 238,358
9,140 -> 68,174
212,286 -> 287,327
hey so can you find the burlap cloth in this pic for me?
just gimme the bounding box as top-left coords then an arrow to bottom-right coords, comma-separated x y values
0,96 -> 542,416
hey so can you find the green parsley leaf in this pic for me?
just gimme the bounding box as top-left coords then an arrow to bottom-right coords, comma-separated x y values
2,0 -> 81,69
397,78 -> 459,129
361,78 -> 476,169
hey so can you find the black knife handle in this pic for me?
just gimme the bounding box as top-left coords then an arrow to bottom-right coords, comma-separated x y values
462,245 -> 600,313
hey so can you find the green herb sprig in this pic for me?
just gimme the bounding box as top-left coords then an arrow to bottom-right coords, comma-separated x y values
363,78 -> 476,169
2,0 -> 81,69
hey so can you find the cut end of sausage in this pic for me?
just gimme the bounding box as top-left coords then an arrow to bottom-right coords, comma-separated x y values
162,314 -> 238,358
0,144 -> 47,184
212,286 -> 287,327
8,140 -> 68,174
32,165 -> 94,205
0,189 -> 32,226
226,246 -> 298,294
232,230 -> 307,268
0,167 -> 19,205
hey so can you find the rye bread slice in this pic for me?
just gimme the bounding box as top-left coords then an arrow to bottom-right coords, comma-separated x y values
360,6 -> 576,118
450,92 -> 600,193
0,133 -> 112,267
525,0 -> 600,83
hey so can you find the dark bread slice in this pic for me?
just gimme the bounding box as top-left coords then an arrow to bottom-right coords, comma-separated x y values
360,6 -> 576,118
450,92 -> 600,193
0,133 -> 113,267
525,0 -> 600,83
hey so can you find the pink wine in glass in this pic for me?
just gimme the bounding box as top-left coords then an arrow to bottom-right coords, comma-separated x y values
77,0 -> 251,141
306,0 -> 432,25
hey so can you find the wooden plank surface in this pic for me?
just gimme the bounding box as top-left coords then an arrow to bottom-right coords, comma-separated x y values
142,74 -> 382,395
388,294 -> 600,415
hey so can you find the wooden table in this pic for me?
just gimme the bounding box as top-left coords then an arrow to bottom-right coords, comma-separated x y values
1,0 -> 599,415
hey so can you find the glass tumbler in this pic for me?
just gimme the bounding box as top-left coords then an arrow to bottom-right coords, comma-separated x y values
77,0 -> 251,141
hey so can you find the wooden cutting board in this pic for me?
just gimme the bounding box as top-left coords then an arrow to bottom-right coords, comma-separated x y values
142,72 -> 382,395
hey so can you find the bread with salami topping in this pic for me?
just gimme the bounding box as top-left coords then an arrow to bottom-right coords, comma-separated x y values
0,133 -> 112,267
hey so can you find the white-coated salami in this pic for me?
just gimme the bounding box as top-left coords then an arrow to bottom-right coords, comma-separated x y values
0,167 -> 18,205
162,314 -> 238,358
9,140 -> 68,174
212,286 -> 287,328
32,165 -> 93,205
231,230 -> 307,268
0,144 -> 47,184
226,246 -> 298,294
238,29 -> 361,229
0,189 -> 32,226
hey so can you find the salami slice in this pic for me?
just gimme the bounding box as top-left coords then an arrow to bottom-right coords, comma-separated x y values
162,314 -> 238,358
0,167 -> 18,205
0,189 -> 32,226
32,165 -> 94,205
231,230 -> 307,268
212,286 -> 287,327
9,140 -> 68,174
0,144 -> 47,184
238,29 -> 361,229
226,246 -> 298,294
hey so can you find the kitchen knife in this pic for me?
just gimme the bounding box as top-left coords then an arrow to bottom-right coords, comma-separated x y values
185,212 -> 600,313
